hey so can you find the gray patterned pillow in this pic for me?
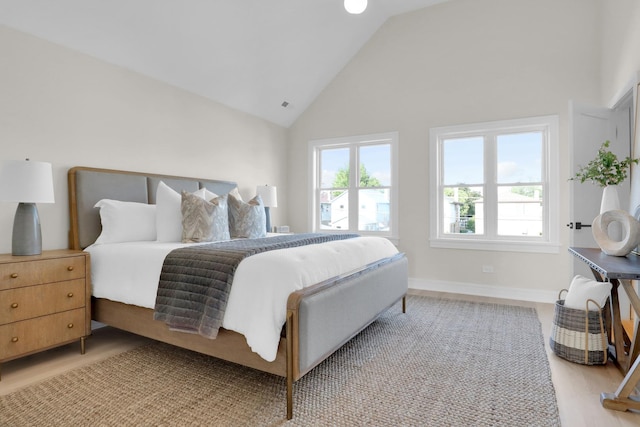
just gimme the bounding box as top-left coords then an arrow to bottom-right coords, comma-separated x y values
181,191 -> 230,243
228,193 -> 266,239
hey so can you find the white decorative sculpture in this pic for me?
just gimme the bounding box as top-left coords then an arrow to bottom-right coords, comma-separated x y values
592,210 -> 640,256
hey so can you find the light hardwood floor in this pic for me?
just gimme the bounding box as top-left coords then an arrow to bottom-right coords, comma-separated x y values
1,291 -> 639,426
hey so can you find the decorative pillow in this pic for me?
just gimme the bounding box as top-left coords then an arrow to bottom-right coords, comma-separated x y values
156,181 -> 183,242
94,199 -> 157,244
228,193 -> 266,238
181,191 -> 230,243
157,182 -> 223,242
564,275 -> 612,311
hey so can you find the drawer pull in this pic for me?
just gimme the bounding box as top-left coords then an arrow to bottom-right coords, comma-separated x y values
67,323 -> 74,329
10,273 -> 18,279
11,303 -> 18,309
67,266 -> 74,272
11,337 -> 18,343
67,292 -> 74,298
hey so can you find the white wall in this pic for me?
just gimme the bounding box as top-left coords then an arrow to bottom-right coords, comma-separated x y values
0,26 -> 289,254
603,0 -> 640,225
288,0 -> 603,301
601,0 -> 640,105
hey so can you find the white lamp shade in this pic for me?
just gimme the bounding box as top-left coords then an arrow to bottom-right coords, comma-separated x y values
256,185 -> 277,208
344,0 -> 367,14
0,160 -> 55,203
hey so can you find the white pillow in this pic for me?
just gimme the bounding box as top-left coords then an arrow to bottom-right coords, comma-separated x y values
156,182 -> 220,242
156,181 -> 182,242
564,275 -> 612,311
94,199 -> 157,244
228,187 -> 242,201
193,187 -> 219,201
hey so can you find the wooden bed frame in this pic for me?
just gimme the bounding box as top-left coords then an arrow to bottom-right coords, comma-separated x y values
67,166 -> 409,419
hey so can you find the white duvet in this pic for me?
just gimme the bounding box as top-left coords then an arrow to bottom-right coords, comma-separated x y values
86,236 -> 398,362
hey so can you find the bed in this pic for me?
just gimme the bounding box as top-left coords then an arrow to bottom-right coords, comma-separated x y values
67,166 -> 408,419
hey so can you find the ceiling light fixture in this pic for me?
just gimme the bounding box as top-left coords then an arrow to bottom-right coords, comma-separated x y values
344,0 -> 367,14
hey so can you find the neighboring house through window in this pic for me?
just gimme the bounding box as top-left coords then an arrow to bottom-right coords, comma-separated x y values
429,116 -> 560,253
309,132 -> 398,240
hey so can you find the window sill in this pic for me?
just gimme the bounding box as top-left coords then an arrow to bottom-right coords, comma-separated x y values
429,238 -> 561,254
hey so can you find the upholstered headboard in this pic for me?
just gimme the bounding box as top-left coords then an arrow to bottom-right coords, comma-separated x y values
68,166 -> 237,250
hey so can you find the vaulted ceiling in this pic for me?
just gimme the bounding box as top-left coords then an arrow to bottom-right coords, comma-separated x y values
0,0 -> 448,127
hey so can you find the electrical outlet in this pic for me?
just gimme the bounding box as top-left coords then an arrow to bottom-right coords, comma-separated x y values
482,265 -> 494,273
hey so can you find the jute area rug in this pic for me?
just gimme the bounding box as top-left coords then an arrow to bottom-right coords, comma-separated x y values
0,295 -> 560,426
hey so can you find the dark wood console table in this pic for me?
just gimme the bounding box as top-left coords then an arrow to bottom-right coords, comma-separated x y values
569,247 -> 640,412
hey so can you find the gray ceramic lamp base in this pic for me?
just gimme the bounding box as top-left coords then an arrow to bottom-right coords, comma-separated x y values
12,202 -> 42,256
264,207 -> 271,234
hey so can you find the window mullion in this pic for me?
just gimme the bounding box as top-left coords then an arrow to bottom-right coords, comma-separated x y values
314,148 -> 322,231
484,134 -> 498,238
436,139 -> 443,237
349,145 -> 358,231
541,128 -> 551,239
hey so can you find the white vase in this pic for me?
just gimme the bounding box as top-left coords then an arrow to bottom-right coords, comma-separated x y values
600,185 -> 620,213
598,185 -> 622,243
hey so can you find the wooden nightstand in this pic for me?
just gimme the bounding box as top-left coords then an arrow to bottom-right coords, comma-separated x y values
0,249 -> 91,380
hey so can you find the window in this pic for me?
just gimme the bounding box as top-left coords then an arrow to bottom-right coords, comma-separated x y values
309,132 -> 398,239
429,116 -> 559,253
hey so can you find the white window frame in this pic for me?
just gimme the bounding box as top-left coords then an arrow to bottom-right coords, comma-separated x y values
429,116 -> 560,253
308,132 -> 399,241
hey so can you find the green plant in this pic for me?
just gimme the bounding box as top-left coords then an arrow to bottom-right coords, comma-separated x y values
571,141 -> 639,187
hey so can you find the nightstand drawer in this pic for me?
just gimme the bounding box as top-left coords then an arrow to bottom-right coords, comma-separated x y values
0,308 -> 85,361
0,279 -> 86,324
0,256 -> 85,290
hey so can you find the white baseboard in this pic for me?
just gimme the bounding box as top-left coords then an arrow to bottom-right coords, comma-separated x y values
409,277 -> 558,304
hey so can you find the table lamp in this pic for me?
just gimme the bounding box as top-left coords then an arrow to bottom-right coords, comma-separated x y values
256,185 -> 277,233
0,159 -> 55,255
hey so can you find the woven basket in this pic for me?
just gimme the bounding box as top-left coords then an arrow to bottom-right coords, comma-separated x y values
549,289 -> 608,365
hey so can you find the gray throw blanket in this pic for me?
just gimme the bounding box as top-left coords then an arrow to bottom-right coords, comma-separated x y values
153,233 -> 359,338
